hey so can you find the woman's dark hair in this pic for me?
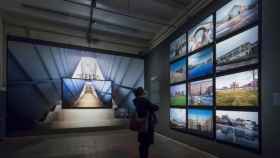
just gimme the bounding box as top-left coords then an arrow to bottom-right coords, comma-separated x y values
133,87 -> 145,97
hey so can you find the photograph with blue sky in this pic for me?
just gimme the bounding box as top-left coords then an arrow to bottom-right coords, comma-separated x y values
170,58 -> 186,84
170,83 -> 186,107
216,70 -> 258,106
188,47 -> 213,80
216,110 -> 259,150
170,33 -> 187,61
216,26 -> 259,73
188,79 -> 213,106
188,15 -> 213,53
216,0 -> 258,39
170,108 -> 186,130
188,108 -> 213,137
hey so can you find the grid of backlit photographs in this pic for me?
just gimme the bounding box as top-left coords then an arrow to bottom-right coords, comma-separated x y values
169,0 -> 261,152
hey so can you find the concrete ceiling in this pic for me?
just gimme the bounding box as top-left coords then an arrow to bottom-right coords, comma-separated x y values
0,0 -> 213,55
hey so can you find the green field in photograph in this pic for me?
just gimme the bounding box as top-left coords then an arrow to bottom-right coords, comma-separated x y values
216,89 -> 258,106
171,96 -> 186,106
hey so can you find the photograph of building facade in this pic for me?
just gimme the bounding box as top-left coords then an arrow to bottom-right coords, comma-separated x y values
188,79 -> 213,106
216,26 -> 259,73
216,110 -> 259,150
188,109 -> 213,137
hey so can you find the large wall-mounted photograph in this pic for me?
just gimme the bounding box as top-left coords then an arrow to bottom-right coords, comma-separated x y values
188,79 -> 213,106
170,83 -> 186,107
188,47 -> 213,80
216,70 -> 258,107
216,26 -> 259,73
7,39 -> 145,127
188,15 -> 213,53
63,79 -> 112,108
216,0 -> 259,39
170,58 -> 186,84
170,108 -> 187,130
170,34 -> 187,62
188,108 -> 213,137
216,110 -> 259,150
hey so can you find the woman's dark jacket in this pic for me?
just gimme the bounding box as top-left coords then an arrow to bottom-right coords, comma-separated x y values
133,97 -> 159,145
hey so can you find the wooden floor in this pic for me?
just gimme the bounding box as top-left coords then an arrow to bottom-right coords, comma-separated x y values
0,130 -> 218,158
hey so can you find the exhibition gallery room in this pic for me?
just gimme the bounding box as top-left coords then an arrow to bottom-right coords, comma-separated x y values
0,0 -> 279,158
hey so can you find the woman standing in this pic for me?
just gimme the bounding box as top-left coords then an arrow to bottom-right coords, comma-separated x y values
133,87 -> 159,158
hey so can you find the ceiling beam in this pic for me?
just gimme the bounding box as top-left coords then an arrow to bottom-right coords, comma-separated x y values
87,0 -> 95,42
21,3 -> 155,40
63,0 -> 176,27
1,6 -> 151,48
153,0 -> 190,9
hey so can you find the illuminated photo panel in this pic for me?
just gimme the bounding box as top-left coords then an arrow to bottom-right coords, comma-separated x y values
188,15 -> 213,53
188,79 -> 213,106
170,108 -> 187,130
170,34 -> 187,61
188,47 -> 213,80
170,58 -> 186,84
170,83 -> 187,107
216,110 -> 259,150
216,0 -> 259,39
188,108 -> 213,137
216,70 -> 258,107
216,26 -> 259,73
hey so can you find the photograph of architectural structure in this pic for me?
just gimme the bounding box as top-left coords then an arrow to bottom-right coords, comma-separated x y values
188,15 -> 213,52
7,41 -> 144,115
216,26 -> 259,73
216,110 -> 259,150
170,34 -> 187,61
216,0 -> 258,39
188,109 -> 213,137
216,70 -> 258,106
170,58 -> 187,84
188,79 -> 213,106
63,79 -> 112,108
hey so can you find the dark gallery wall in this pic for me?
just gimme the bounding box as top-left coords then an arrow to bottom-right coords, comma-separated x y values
0,91 -> 5,138
145,1 -> 280,158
